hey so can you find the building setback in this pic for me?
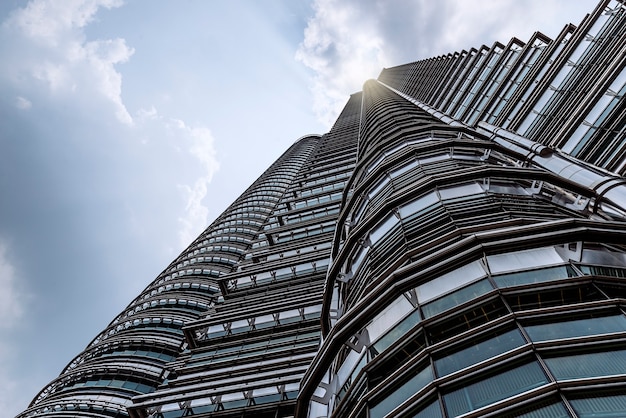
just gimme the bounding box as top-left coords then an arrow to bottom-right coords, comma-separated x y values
17,0 -> 626,417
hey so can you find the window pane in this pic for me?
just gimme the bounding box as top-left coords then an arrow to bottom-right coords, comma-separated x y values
487,247 -> 564,274
501,400 -> 570,418
422,278 -> 492,318
506,284 -> 604,311
368,295 -> 415,343
428,299 -> 508,344
372,309 -> 421,354
443,362 -> 548,416
581,265 -> 626,278
525,314 -> 626,342
545,349 -> 626,380
370,214 -> 398,244
368,333 -> 426,388
570,394 -> 626,417
417,260 -> 486,303
435,328 -> 526,376
370,365 -> 433,418
493,265 -> 576,288
411,399 -> 443,418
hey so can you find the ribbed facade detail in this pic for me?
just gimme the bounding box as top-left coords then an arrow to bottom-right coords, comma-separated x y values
379,0 -> 626,174
299,78 -> 626,418
123,94 -> 362,418
17,136 -> 321,418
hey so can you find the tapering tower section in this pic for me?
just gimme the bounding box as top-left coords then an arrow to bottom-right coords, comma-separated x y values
125,94 -> 361,417
379,0 -> 626,174
299,74 -> 626,417
17,135 -> 322,418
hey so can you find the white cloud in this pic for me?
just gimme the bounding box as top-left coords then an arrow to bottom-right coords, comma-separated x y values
137,105 -> 158,122
6,0 -> 124,46
296,0 -> 389,127
133,114 -> 220,250
171,121 -> 220,248
2,0 -> 134,124
15,96 -> 32,109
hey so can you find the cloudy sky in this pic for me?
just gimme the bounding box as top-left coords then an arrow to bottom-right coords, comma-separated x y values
0,0 -> 599,414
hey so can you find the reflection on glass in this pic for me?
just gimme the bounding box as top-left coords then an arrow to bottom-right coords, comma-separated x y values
417,260 -> 486,303
443,362 -> 547,416
398,192 -> 438,219
502,400 -> 570,418
570,393 -> 626,417
506,284 -> 604,311
422,279 -> 492,318
434,328 -> 525,376
411,399 -> 443,418
525,314 -> 626,342
372,309 -> 421,354
493,265 -> 577,287
545,349 -> 626,380
487,247 -> 564,274
370,365 -> 433,418
370,214 -> 398,244
580,265 -> 626,278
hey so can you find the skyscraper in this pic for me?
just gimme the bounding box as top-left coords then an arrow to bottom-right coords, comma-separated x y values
18,0 -> 626,417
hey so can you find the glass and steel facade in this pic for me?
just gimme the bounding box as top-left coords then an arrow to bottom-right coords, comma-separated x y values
18,1 -> 626,417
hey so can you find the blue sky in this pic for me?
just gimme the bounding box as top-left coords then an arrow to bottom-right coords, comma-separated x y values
0,0 -> 598,414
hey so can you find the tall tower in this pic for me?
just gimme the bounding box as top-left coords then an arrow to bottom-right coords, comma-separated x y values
18,0 -> 626,417
299,0 -> 626,416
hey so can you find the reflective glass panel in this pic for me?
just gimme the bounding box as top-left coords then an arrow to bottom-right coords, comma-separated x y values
411,399 -> 443,418
525,314 -> 626,342
570,393 -> 626,417
370,365 -> 433,418
434,328 -> 526,376
372,309 -> 421,354
501,399 -> 570,418
487,247 -> 564,274
493,265 -> 577,287
368,295 -> 415,343
506,284 -> 604,311
544,349 -> 626,380
422,278 -> 492,319
417,260 -> 486,303
443,362 -> 548,416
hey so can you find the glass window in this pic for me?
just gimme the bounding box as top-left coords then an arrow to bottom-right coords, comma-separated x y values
506,284 -> 604,311
417,260 -> 486,304
398,192 -> 438,219
367,295 -> 416,344
487,247 -> 564,274
428,299 -> 508,344
434,328 -> 526,377
438,182 -> 485,200
422,278 -> 493,318
370,214 -> 398,244
569,393 -> 626,417
370,365 -> 433,418
408,399 -> 443,418
525,314 -> 626,342
544,349 -> 626,381
500,399 -> 570,418
581,265 -> 626,278
493,265 -> 577,287
369,333 -> 426,388
371,309 -> 421,354
443,362 -> 548,417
